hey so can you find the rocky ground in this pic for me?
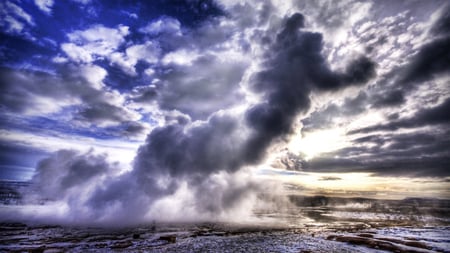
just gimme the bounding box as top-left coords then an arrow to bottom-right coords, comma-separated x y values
1,212 -> 449,253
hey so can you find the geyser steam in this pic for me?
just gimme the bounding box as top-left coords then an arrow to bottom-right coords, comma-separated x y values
22,12 -> 375,225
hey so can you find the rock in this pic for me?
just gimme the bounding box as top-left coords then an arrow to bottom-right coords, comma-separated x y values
357,233 -> 374,238
159,235 -> 176,243
28,246 -> 45,253
404,240 -> 431,250
132,233 -> 140,239
326,235 -> 336,240
111,241 -> 133,249
328,235 -> 430,253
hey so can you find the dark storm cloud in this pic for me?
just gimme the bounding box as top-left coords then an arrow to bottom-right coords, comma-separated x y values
122,121 -> 147,136
244,13 -> 375,161
430,4 -> 450,36
305,128 -> 450,177
76,102 -> 134,124
307,155 -> 450,177
371,89 -> 405,108
0,66 -> 83,112
129,86 -> 157,103
353,134 -> 386,146
319,176 -> 342,181
400,36 -> 450,85
309,149 -> 450,177
350,97 -> 450,134
0,67 -> 72,113
341,57 -> 377,84
275,152 -> 307,171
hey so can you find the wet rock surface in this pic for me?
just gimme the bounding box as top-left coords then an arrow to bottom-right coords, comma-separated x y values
326,227 -> 450,253
0,221 -> 448,252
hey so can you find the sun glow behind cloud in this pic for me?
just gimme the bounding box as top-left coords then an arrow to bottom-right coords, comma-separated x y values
288,128 -> 349,160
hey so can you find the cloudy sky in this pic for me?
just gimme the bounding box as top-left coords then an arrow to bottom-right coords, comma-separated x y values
0,0 -> 449,222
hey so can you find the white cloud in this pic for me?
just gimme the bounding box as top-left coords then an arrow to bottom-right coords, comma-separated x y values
61,43 -> 93,63
24,94 -> 78,115
62,24 -> 129,63
3,15 -> 25,33
34,0 -> 54,14
52,56 -> 69,63
0,1 -> 35,34
144,68 -> 155,76
6,1 -> 34,25
109,42 -> 160,75
126,42 -> 159,64
161,49 -> 201,66
139,16 -> 182,36
78,64 -> 107,89
61,24 -> 161,76
71,0 -> 91,4
67,24 -> 129,53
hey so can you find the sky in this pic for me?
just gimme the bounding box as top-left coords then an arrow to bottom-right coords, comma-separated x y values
0,0 -> 449,223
